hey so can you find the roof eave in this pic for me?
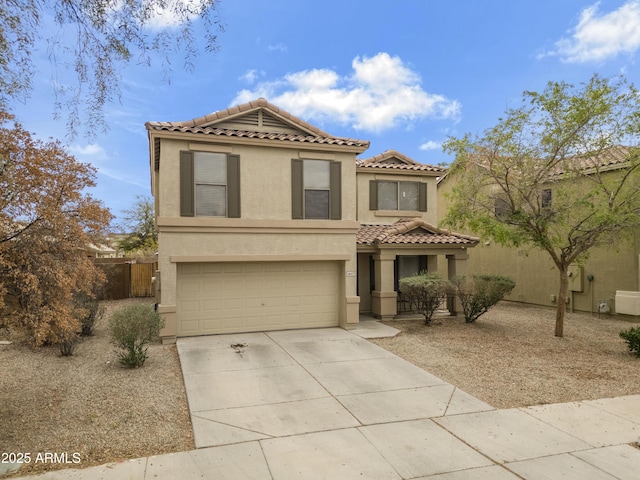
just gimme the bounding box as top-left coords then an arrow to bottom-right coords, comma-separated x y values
147,128 -> 370,153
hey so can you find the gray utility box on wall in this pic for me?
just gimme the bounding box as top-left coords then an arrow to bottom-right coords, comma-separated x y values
568,265 -> 584,292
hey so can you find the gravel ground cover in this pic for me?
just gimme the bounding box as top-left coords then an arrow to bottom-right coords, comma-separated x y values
0,298 -> 193,477
1,299 -> 639,477
370,301 -> 640,409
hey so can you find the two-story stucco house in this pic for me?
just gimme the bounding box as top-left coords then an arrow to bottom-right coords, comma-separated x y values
146,99 -> 477,342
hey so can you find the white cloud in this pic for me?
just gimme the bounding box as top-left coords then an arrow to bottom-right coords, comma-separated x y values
231,52 -> 461,132
144,0 -> 205,29
268,43 -> 288,53
239,69 -> 265,84
544,1 -> 640,63
419,140 -> 442,151
70,143 -> 108,159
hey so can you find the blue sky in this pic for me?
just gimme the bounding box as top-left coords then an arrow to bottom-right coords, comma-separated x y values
8,0 -> 640,224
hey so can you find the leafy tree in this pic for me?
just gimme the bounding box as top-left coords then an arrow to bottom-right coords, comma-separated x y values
0,110 -> 113,347
451,275 -> 515,323
442,75 -> 640,337
399,272 -> 449,325
0,0 -> 222,137
117,195 -> 158,256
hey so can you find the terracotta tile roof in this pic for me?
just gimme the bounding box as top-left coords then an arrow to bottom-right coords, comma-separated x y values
145,98 -> 370,149
357,219 -> 479,246
465,145 -> 635,177
357,149 -> 445,173
562,145 -> 635,172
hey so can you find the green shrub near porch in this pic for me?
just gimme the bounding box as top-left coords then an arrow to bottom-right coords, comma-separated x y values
399,272 -> 449,325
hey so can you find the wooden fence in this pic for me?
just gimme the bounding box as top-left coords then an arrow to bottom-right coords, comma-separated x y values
93,258 -> 156,300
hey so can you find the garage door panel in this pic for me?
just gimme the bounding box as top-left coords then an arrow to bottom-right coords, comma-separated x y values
180,319 -> 200,332
264,263 -> 284,272
201,264 -> 223,274
177,261 -> 340,336
223,264 -> 243,273
180,263 -> 201,275
202,279 -> 222,291
202,299 -> 221,311
180,300 -> 200,313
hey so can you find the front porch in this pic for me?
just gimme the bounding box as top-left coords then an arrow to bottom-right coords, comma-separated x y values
356,219 -> 479,320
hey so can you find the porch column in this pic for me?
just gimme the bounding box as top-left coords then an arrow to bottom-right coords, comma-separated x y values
427,255 -> 438,272
372,252 -> 397,321
447,252 -> 469,315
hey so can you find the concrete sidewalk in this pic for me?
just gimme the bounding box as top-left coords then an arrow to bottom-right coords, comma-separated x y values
8,323 -> 640,479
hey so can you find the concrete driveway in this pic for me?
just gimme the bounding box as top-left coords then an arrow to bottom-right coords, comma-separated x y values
10,324 -> 640,479
171,326 -> 640,480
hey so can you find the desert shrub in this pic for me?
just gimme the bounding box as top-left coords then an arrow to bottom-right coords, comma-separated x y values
451,274 -> 515,323
74,290 -> 105,336
620,327 -> 640,357
399,272 -> 450,325
58,332 -> 79,356
109,304 -> 164,368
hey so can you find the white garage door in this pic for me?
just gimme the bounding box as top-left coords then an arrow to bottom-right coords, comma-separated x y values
177,261 -> 340,336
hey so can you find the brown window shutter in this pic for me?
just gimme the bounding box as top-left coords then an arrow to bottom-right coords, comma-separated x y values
291,159 -> 303,219
179,151 -> 195,217
330,161 -> 341,220
418,183 -> 427,212
227,154 -> 241,218
369,180 -> 378,210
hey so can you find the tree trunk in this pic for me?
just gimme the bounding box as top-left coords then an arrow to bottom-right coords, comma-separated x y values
555,267 -> 569,337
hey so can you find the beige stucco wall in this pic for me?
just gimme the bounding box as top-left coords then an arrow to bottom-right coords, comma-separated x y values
437,172 -> 640,315
466,240 -> 640,313
356,170 -> 439,225
157,139 -> 358,221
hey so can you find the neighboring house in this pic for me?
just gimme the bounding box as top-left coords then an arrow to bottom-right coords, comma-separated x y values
146,99 -> 476,342
84,242 -> 117,258
437,146 -> 640,316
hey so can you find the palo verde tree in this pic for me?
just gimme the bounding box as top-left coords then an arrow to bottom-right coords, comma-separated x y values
117,195 -> 158,256
0,0 -> 222,137
0,110 -> 113,347
442,74 -> 640,337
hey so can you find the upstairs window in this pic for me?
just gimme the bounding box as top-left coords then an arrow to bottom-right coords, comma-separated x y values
195,152 -> 227,216
303,160 -> 331,219
369,181 -> 427,211
180,151 -> 240,218
292,159 -> 341,220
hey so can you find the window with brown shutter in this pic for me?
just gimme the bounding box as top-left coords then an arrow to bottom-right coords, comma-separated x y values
179,151 -> 240,218
292,159 -> 341,220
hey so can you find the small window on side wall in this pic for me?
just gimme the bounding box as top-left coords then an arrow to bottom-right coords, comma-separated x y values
494,196 -> 510,219
180,151 -> 241,218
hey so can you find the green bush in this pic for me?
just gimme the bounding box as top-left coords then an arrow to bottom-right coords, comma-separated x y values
399,272 -> 450,325
620,327 -> 640,357
109,304 -> 164,368
451,274 -> 516,323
